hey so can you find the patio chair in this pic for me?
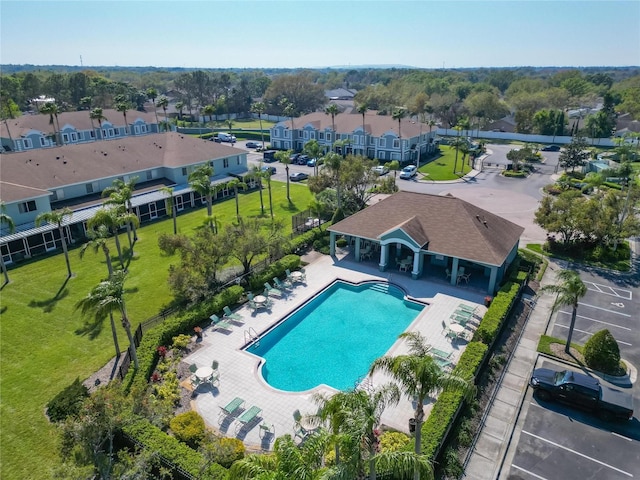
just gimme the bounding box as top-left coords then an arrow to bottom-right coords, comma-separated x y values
273,276 -> 292,290
457,303 -> 477,315
235,405 -> 262,433
264,282 -> 283,298
299,268 -> 307,282
223,306 -> 244,324
190,376 -> 202,389
210,314 -> 233,332
218,396 -> 245,423
259,422 -> 275,440
445,268 -> 452,280
293,409 -> 309,440
189,363 -> 198,382
431,348 -> 452,360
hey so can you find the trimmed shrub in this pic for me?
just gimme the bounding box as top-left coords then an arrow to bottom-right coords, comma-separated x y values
123,418 -> 228,479
46,377 -> 90,422
336,237 -> 348,248
248,254 -> 300,291
170,411 -> 206,448
474,282 -> 519,345
583,329 -> 622,375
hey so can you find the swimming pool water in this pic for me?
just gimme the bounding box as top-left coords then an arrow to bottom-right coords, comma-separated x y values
246,281 -> 424,391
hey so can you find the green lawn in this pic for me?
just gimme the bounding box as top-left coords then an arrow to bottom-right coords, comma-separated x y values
419,146 -> 473,181
0,181 -> 313,479
211,118 -> 276,130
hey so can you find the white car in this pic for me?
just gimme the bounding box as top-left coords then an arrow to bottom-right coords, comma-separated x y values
372,165 -> 389,175
399,165 -> 417,179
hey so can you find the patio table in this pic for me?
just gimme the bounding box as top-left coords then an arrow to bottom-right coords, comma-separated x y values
254,295 -> 267,306
195,366 -> 213,380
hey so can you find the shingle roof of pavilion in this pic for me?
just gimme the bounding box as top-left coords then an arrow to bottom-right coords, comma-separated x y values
329,191 -> 524,266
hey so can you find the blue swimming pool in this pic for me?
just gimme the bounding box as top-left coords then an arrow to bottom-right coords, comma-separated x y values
245,281 -> 425,392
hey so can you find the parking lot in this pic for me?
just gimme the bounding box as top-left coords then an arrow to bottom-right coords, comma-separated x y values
506,269 -> 640,480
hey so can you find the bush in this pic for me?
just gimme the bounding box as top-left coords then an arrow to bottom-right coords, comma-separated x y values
583,329 -> 622,375
248,254 -> 300,291
170,411 -> 206,448
46,377 -> 90,423
379,431 -> 411,453
336,237 -> 348,248
474,282 -> 519,345
202,436 -> 246,468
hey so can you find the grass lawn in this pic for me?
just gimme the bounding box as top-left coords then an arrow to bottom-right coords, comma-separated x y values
418,145 -> 473,181
0,181 -> 313,479
211,118 -> 275,130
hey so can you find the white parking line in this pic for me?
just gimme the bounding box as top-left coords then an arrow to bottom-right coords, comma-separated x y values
585,282 -> 633,300
577,302 -> 632,317
612,432 -> 633,441
558,311 -> 632,330
555,324 -> 633,346
512,464 -> 549,480
522,430 -> 633,477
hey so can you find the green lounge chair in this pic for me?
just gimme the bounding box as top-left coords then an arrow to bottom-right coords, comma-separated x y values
223,306 -> 244,323
431,348 -> 452,360
264,282 -> 283,298
218,397 -> 245,423
210,314 -> 233,332
235,405 -> 262,433
273,276 -> 292,290
457,303 -> 477,314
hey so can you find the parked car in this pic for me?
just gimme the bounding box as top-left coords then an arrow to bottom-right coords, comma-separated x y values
373,165 -> 389,175
245,141 -> 261,148
289,172 -> 309,182
216,132 -> 236,143
263,150 -> 277,163
541,145 -> 561,152
297,154 -> 310,165
529,368 -> 634,421
261,166 -> 276,175
289,153 -> 301,163
399,165 -> 418,179
307,158 -> 319,167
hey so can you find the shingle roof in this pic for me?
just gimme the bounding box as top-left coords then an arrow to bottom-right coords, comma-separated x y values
0,133 -> 245,202
1,109 -> 158,138
276,111 -> 429,138
329,192 -> 524,266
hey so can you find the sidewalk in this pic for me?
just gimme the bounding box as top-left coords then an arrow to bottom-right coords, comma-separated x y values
464,263 -> 557,479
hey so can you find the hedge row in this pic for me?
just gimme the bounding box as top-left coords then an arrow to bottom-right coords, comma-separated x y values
248,254 -> 301,291
421,342 -> 489,459
123,285 -> 245,393
285,225 -> 332,256
123,418 -> 228,479
474,281 -> 520,345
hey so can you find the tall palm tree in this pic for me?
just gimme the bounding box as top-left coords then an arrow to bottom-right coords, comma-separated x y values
102,177 -> 139,247
282,101 -> 296,151
275,150 -> 293,202
249,164 -> 266,216
370,331 -> 475,480
202,104 -> 215,137
87,207 -> 133,268
227,178 -> 247,221
146,87 -> 159,126
541,270 -> 587,353
156,95 -> 169,132
452,118 -> 470,174
79,224 -> 120,356
251,101 -> 266,149
324,152 -> 343,211
115,96 -> 131,136
188,164 -> 218,232
263,167 -> 274,219
35,208 -> 74,278
75,270 -> 138,369
357,103 -> 369,157
304,139 -> 322,177
392,107 -> 407,164
325,103 -> 340,153
41,102 -> 62,146
174,101 -> 185,122
90,107 -> 106,140
160,186 -> 177,235
0,202 -> 15,285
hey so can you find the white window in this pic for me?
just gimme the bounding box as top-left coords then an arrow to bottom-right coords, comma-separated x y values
319,132 -> 324,140
311,132 -> 316,139
39,137 -> 46,146
134,125 -> 140,134
86,183 -> 96,194
236,157 -> 240,165
379,138 -> 386,147
18,200 -> 37,213
326,133 -> 331,142
55,189 -> 64,200
146,170 -> 153,180
71,133 -> 77,142
304,131 -> 308,139
23,138 -> 33,149
223,158 -> 229,168
393,139 -> 400,148
140,125 -> 147,133
89,130 -> 95,138
62,133 -> 69,143
181,167 -> 188,176
284,130 -> 289,138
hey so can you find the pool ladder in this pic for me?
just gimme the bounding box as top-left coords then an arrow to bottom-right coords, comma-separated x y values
244,327 -> 260,348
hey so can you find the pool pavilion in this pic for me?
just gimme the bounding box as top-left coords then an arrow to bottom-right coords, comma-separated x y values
328,192 -> 525,294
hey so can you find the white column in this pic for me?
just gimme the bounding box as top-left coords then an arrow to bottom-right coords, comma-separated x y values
451,257 -> 460,286
330,232 -> 336,256
411,251 -> 420,279
379,243 -> 388,271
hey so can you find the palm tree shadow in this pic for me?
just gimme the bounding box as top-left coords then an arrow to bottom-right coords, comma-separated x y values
281,201 -> 299,212
28,277 -> 70,313
0,305 -> 6,315
75,316 -> 104,340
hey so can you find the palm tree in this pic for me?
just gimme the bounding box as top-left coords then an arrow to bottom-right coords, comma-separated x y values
541,270 -> 587,354
160,186 -> 178,235
370,332 -> 475,480
392,107 -> 407,164
227,178 -> 247,220
251,101 -> 266,149
79,224 -> 120,356
188,164 -> 218,232
263,167 -> 275,219
249,164 -> 266,216
88,207 -> 134,268
452,118 -> 470,174
75,270 -> 138,369
41,102 -> 62,146
325,103 -> 340,152
102,177 -> 139,248
282,101 -> 296,151
146,87 -> 159,126
324,152 -> 343,211
0,202 -> 15,285
357,102 -> 369,157
174,101 -> 185,122
35,208 -> 74,278
90,107 -> 106,140
80,96 -> 92,111
156,95 -> 169,132
202,104 -> 215,137
115,97 -> 131,136
275,150 -> 293,202
304,139 -> 322,177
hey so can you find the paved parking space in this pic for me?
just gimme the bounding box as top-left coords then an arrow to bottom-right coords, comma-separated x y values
508,359 -> 640,480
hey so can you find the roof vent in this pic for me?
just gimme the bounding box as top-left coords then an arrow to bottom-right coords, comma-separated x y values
63,161 -> 67,164
476,215 -> 480,221
56,156 -> 60,160
103,152 -> 107,156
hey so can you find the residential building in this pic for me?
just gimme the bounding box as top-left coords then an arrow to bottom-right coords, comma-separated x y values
270,111 -> 437,164
0,133 -> 251,265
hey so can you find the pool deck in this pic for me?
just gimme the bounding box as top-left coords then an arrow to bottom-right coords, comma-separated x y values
184,251 -> 487,451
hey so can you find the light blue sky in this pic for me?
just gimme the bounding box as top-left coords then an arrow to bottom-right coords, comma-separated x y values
1,1 -> 639,69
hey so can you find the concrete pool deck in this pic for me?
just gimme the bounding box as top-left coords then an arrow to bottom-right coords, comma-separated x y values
184,252 -> 487,451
